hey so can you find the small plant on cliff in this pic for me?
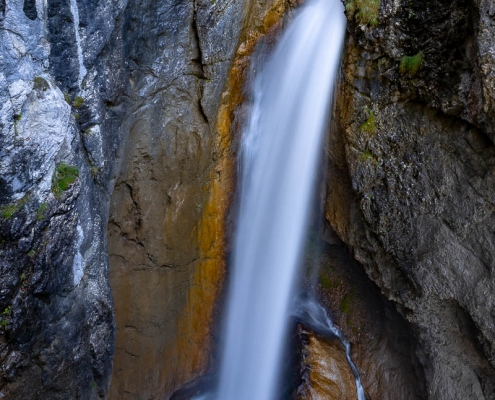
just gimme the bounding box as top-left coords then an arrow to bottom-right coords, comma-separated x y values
52,163 -> 79,199
360,107 -> 377,135
36,202 -> 48,221
72,96 -> 84,108
359,150 -> 378,164
346,0 -> 380,26
340,294 -> 352,314
0,306 -> 11,327
33,76 -> 49,91
90,166 -> 100,178
13,112 -> 22,135
1,196 -> 28,220
400,51 -> 424,76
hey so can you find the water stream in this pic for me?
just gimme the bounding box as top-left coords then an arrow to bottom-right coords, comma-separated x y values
215,0 -> 349,399
69,0 -> 87,87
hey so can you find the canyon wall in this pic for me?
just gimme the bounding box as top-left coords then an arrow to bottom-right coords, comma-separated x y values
0,0 -> 129,397
1,0 -> 495,399
107,0 -> 295,398
326,0 -> 495,398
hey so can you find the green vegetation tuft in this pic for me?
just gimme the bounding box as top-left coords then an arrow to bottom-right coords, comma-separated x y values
72,96 -> 84,108
400,51 -> 424,76
1,196 -> 28,220
340,294 -> 352,314
0,306 -> 11,327
90,166 -> 100,178
13,112 -> 22,135
320,272 -> 333,290
64,93 -> 71,104
360,107 -> 377,135
346,0 -> 380,26
33,76 -> 49,91
52,163 -> 79,199
360,150 -> 378,164
37,202 -> 48,221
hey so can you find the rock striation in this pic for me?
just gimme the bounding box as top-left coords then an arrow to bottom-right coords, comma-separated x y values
1,0 -> 495,398
295,326 -> 357,400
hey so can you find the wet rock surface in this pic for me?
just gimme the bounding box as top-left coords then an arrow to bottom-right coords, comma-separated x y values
301,230 -> 426,400
294,325 -> 357,400
2,0 -> 495,398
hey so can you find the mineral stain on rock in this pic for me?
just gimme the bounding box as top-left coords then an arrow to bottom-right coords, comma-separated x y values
1,0 -> 495,398
296,327 -> 357,400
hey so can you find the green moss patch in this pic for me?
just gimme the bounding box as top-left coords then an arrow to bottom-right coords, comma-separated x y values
36,202 -> 48,220
346,0 -> 380,26
52,163 -> 79,198
360,107 -> 377,135
72,96 -> 84,108
400,51 -> 424,76
359,150 -> 378,164
0,306 -> 11,327
340,294 -> 353,314
1,196 -> 28,220
33,77 -> 49,91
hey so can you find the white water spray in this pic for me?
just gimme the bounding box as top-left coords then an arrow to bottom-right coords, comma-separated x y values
216,0 -> 347,399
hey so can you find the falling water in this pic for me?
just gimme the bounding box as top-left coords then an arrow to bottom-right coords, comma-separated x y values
69,0 -> 87,87
216,0 -> 346,399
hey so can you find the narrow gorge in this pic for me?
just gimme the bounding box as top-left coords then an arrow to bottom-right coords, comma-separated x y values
0,0 -> 494,399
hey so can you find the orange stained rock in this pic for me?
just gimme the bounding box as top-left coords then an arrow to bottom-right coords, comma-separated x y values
166,4 -> 291,387
108,1 -> 294,399
298,333 -> 357,400
169,0 -> 294,391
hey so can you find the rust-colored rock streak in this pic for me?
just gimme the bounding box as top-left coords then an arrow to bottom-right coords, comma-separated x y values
297,329 -> 357,400
108,0 -> 292,399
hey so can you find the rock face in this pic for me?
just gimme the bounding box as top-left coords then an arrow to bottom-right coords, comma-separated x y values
0,0 -> 295,397
107,0 -> 293,398
326,0 -> 495,398
0,0 -> 128,398
2,0 -> 495,398
295,326 -> 357,400
302,232 -> 427,400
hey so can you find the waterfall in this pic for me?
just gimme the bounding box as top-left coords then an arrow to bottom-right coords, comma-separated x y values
69,0 -> 87,87
216,0 -> 347,399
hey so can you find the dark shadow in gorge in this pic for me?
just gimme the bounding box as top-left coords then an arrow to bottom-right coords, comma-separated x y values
282,221 -> 429,400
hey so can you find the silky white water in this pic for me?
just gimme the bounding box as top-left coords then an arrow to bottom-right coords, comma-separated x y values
69,0 -> 87,87
216,0 -> 346,399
